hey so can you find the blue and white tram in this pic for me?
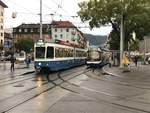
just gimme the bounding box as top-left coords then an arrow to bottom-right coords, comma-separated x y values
86,46 -> 112,69
34,41 -> 87,72
86,46 -> 102,65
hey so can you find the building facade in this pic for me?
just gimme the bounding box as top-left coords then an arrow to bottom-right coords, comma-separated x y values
13,24 -> 51,42
51,21 -> 86,48
0,1 -> 7,50
4,28 -> 13,51
13,21 -> 86,48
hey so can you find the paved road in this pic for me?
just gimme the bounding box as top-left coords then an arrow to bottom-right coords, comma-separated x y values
0,62 -> 34,79
0,64 -> 150,113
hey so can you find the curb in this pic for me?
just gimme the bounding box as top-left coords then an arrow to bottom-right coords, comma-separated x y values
21,70 -> 35,75
103,67 -> 122,78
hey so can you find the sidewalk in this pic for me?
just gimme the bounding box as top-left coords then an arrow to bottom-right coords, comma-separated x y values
104,64 -> 150,77
0,62 -> 34,79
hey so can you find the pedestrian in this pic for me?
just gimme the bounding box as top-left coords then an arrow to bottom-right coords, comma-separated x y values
10,54 -> 16,71
25,55 -> 31,68
134,55 -> 139,66
121,52 -> 130,72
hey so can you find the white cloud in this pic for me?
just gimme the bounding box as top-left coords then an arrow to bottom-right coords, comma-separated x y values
3,0 -> 111,35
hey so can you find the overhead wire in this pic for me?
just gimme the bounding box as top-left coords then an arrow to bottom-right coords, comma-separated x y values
3,0 -> 92,32
3,0 -> 37,14
51,0 -> 71,16
42,0 -> 91,33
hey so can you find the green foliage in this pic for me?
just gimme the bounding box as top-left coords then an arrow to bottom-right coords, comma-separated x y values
78,0 -> 150,50
129,39 -> 139,51
15,38 -> 34,53
108,30 -> 120,50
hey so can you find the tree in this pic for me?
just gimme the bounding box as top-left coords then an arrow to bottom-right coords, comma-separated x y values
15,38 -> 34,53
78,0 -> 150,50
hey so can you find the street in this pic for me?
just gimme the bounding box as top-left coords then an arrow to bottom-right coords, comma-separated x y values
0,63 -> 150,113
0,62 -> 150,113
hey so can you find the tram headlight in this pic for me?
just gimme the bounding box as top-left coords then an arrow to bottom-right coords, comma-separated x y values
38,62 -> 41,66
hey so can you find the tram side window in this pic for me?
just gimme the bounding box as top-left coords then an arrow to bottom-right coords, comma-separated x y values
55,48 -> 59,58
63,49 -> 67,57
36,47 -> 45,58
70,49 -> 73,57
47,47 -> 54,58
68,49 -> 73,57
55,48 -> 63,58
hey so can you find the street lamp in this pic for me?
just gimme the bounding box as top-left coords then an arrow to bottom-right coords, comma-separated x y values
12,12 -> 17,55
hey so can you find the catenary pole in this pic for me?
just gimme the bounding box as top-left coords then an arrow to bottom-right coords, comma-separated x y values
40,0 -> 42,39
120,0 -> 124,68
120,13 -> 124,67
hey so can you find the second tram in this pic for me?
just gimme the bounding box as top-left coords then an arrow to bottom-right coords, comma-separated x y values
86,46 -> 102,65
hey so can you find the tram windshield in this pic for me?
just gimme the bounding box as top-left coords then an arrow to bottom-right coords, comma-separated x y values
46,47 -> 54,58
35,47 -> 45,58
87,48 -> 101,61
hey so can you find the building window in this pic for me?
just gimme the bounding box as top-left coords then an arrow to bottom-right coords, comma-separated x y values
60,34 -> 63,38
55,34 -> 57,38
55,28 -> 57,32
30,29 -> 33,32
19,29 -> 22,32
1,26 -> 3,29
1,33 -> 3,36
24,29 -> 28,32
66,28 -> 69,32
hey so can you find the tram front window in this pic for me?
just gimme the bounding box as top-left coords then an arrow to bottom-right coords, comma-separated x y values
35,47 -> 45,58
47,47 -> 54,58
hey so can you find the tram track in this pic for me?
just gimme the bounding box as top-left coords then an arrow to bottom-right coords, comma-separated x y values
0,66 -> 85,87
52,69 -> 150,113
0,66 -> 89,113
2,66 -> 150,113
0,71 -> 35,86
86,71 -> 150,90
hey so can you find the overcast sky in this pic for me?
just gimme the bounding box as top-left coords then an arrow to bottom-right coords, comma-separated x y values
2,0 -> 112,35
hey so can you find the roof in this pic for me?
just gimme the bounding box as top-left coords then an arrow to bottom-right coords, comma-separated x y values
15,23 -> 51,29
0,1 -> 8,8
51,20 -> 75,28
14,20 -> 76,29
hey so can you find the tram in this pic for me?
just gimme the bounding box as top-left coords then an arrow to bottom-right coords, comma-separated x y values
34,40 -> 87,72
86,46 -> 111,69
86,46 -> 102,65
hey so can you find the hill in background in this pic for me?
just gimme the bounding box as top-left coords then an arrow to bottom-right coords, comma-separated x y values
84,34 -> 107,46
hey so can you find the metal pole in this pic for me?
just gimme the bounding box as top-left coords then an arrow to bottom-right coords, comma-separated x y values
120,14 -> 124,67
144,36 -> 147,64
40,0 -> 42,39
11,12 -> 16,55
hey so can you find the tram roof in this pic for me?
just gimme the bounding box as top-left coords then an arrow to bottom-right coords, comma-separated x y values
35,42 -> 87,50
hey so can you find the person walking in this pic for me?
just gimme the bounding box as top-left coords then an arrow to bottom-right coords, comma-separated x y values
121,52 -> 130,72
10,54 -> 16,71
25,55 -> 31,68
134,55 -> 139,66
